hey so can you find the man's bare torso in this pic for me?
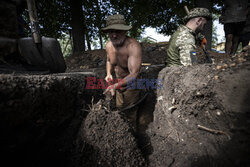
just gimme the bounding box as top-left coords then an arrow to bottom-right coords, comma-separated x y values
107,38 -> 133,79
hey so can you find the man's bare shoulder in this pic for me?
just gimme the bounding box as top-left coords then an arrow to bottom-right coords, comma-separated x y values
126,37 -> 141,49
106,41 -> 113,49
105,41 -> 115,54
125,38 -> 142,60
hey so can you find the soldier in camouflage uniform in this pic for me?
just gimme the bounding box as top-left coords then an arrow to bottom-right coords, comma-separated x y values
166,8 -> 211,66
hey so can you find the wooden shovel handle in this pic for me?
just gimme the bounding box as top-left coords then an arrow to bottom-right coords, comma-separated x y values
26,0 -> 41,43
184,6 -> 190,14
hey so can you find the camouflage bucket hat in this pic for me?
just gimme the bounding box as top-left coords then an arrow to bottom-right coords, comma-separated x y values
184,8 -> 212,22
102,14 -> 132,32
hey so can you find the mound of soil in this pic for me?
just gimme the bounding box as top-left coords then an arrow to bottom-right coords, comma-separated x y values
65,42 -> 169,72
66,49 -> 106,71
147,56 -> 250,166
75,100 -> 146,166
140,42 -> 168,65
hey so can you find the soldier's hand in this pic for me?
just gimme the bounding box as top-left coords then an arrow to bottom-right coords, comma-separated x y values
201,37 -> 207,48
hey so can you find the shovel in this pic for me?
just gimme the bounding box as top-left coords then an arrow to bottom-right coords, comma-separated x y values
202,44 -> 213,63
17,0 -> 66,73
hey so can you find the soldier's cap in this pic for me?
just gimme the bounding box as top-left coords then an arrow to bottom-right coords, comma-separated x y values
102,14 -> 132,32
184,7 -> 212,22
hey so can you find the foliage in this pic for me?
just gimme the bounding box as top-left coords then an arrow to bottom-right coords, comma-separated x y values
58,33 -> 72,57
33,0 -> 224,51
36,0 -> 71,38
212,14 -> 219,48
139,36 -> 157,43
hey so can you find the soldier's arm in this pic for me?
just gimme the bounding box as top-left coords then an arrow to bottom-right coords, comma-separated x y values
178,42 -> 196,66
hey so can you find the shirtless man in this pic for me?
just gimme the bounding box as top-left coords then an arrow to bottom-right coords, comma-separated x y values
102,14 -> 142,126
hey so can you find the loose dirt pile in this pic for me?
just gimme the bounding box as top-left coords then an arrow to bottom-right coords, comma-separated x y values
147,50 -> 250,166
66,49 -> 106,71
66,44 -> 249,167
74,100 -> 146,166
65,42 -> 169,71
65,42 -> 237,72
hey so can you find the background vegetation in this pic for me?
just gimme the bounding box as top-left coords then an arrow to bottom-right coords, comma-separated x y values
21,0 -> 224,57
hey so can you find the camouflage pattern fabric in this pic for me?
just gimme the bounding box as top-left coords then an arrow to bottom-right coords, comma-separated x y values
166,25 -> 196,66
184,8 -> 211,22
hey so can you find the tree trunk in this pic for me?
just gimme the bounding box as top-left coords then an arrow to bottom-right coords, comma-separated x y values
99,33 -> 103,49
94,0 -> 104,49
86,33 -> 92,51
69,0 -> 85,54
195,0 -> 212,50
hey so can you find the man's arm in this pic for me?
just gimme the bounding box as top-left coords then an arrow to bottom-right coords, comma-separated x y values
179,43 -> 196,66
177,37 -> 196,66
105,56 -> 113,80
105,42 -> 114,82
122,39 -> 142,87
107,39 -> 141,91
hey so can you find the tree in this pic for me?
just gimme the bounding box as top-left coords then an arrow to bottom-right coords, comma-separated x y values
69,0 -> 85,53
212,14 -> 219,48
195,0 -> 213,50
36,0 -> 71,38
35,0 -> 225,52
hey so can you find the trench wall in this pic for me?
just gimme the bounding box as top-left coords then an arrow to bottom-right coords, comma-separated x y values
0,72 -> 98,167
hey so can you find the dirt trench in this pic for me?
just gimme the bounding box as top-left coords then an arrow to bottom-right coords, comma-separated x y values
1,47 -> 250,167
73,57 -> 250,167
0,71 -> 102,167
0,67 -> 160,167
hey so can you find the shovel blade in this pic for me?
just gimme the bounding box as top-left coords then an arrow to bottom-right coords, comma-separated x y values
18,37 -> 66,73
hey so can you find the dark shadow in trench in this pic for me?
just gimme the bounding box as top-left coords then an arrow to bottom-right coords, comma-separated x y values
135,67 -> 163,163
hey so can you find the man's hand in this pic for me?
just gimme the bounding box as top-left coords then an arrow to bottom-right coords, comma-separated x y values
196,33 -> 206,48
103,84 -> 116,96
105,74 -> 113,82
201,37 -> 207,48
104,74 -> 115,96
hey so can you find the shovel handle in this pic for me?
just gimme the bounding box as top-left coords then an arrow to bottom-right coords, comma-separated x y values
184,6 -> 190,14
26,0 -> 41,44
202,45 -> 213,64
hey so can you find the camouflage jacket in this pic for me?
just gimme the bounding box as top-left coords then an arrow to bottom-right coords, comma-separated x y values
166,25 -> 196,66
